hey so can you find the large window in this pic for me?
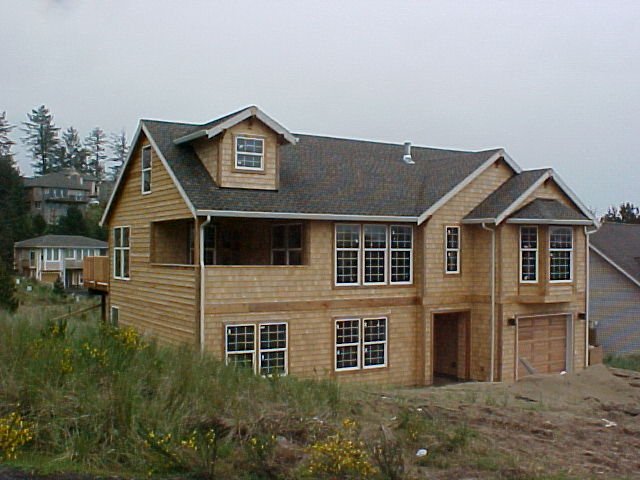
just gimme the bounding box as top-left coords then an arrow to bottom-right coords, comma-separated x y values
235,137 -> 264,170
520,226 -> 538,283
225,323 -> 288,376
335,317 -> 387,371
445,226 -> 460,274
272,224 -> 302,265
335,224 -> 413,286
113,226 -> 130,280
549,227 -> 572,282
46,248 -> 60,261
141,146 -> 152,194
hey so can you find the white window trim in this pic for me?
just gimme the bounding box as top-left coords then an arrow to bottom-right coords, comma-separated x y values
335,224 -> 361,286
335,318 -> 361,371
363,224 -> 387,286
390,225 -> 413,285
549,226 -> 573,283
110,306 -> 119,326
234,136 -> 265,171
445,225 -> 461,274
258,322 -> 288,376
271,223 -> 303,266
225,323 -> 257,369
64,248 -> 76,260
113,226 -> 131,280
362,317 -> 387,369
46,248 -> 60,262
141,145 -> 152,195
519,226 -> 538,284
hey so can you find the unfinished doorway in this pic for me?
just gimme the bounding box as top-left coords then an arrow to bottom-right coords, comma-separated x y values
433,311 -> 470,380
517,314 -> 570,379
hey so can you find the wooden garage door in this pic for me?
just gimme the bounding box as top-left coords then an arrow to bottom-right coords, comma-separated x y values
518,315 -> 567,378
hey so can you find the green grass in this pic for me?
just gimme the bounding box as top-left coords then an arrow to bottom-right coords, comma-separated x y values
604,354 -> 640,372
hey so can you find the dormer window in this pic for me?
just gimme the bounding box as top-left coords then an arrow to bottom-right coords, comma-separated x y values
235,137 -> 264,170
141,146 -> 152,194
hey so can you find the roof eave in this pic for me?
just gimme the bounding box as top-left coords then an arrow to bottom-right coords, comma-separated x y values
506,218 -> 593,225
196,209 -> 418,223
590,245 -> 640,289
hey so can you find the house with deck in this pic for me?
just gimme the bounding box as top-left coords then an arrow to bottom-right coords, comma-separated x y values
86,106 -> 598,385
589,223 -> 640,355
14,234 -> 107,288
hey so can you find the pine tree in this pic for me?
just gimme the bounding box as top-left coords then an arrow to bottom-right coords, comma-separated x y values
21,105 -> 60,175
53,206 -> 88,236
108,130 -> 128,180
61,127 -> 88,172
0,261 -> 18,313
0,112 -> 30,270
85,127 -> 107,181
603,203 -> 640,224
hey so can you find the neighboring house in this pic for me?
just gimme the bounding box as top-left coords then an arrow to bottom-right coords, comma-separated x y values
23,169 -> 104,224
589,223 -> 640,355
92,105 -> 598,385
14,235 -> 107,288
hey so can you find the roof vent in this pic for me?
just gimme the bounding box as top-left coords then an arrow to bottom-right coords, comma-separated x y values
403,141 -> 414,164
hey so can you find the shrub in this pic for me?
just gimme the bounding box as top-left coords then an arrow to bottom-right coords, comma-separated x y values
0,411 -> 33,461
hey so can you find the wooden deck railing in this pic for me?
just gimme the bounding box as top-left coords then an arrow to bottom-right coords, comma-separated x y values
83,256 -> 109,292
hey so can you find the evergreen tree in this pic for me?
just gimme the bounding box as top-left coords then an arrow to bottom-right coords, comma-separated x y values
0,262 -> 18,313
85,204 -> 107,240
31,214 -> 48,237
85,127 -> 107,181
602,202 -> 640,224
54,206 -> 88,236
108,130 -> 128,180
61,126 -> 88,172
21,105 -> 60,175
0,112 -> 30,270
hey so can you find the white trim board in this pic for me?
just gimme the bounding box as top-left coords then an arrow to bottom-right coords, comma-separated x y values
196,209 -> 418,223
590,244 -> 640,289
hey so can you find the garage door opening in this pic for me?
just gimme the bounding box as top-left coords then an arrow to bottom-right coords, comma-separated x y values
517,314 -> 571,379
433,311 -> 470,382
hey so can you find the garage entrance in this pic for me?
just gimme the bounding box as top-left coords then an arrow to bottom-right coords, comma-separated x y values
433,312 -> 470,381
517,314 -> 570,378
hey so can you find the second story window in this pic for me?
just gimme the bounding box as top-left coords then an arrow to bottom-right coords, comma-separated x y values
549,226 -> 572,282
520,226 -> 538,283
46,248 -> 60,261
235,137 -> 264,170
445,226 -> 460,274
141,146 -> 152,194
335,224 -> 413,286
272,224 -> 302,265
113,226 -> 130,280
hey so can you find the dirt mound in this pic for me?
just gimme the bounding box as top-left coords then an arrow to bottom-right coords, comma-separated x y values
509,364 -> 640,409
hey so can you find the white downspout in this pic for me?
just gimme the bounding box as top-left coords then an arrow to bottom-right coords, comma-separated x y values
482,222 -> 496,382
584,225 -> 599,368
199,215 -> 212,353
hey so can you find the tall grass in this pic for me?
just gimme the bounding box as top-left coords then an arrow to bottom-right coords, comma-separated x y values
605,354 -> 640,372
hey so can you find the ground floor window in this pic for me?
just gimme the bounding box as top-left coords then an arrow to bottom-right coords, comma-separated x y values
225,322 -> 287,375
335,317 -> 387,371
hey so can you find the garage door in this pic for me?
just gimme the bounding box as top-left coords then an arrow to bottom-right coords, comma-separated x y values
518,315 -> 567,378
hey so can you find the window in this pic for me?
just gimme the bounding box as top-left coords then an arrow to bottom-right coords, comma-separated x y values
259,323 -> 287,375
225,323 -> 288,375
65,249 -> 75,260
141,145 -> 152,193
29,250 -> 36,267
110,306 -> 119,326
46,248 -> 60,261
235,137 -> 264,170
76,248 -> 83,259
520,226 -> 538,283
113,227 -> 130,280
272,224 -> 303,265
335,224 -> 413,286
445,226 -> 460,274
34,201 -> 41,209
335,317 -> 387,371
549,226 -> 572,282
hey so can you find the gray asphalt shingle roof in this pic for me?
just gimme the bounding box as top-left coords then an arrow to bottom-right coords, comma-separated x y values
509,198 -> 590,222
591,223 -> 640,284
464,169 -> 550,221
142,119 -> 504,217
14,235 -> 107,249
23,172 -> 91,191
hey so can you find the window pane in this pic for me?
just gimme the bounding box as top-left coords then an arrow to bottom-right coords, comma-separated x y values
336,225 -> 360,248
272,225 -> 286,249
122,227 -> 130,247
236,154 -> 262,169
336,345 -> 359,369
114,228 -> 121,247
288,224 -> 302,249
446,251 -> 458,272
550,228 -> 572,249
364,225 -> 386,248
364,343 -> 386,367
288,250 -> 302,265
260,351 -> 285,375
227,325 -> 255,352
520,227 -> 537,249
550,251 -> 571,280
114,250 -> 122,278
390,225 -> 412,249
336,250 -> 358,284
364,318 -> 386,343
260,324 -> 287,350
446,227 -> 459,249
123,250 -> 130,278
142,147 -> 151,169
521,251 -> 537,281
228,353 -> 254,369
336,320 -> 359,344
272,250 -> 286,265
143,171 -> 151,192
237,137 -> 263,154
364,250 -> 385,283
391,250 -> 411,283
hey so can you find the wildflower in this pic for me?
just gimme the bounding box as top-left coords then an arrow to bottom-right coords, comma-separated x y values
0,412 -> 34,461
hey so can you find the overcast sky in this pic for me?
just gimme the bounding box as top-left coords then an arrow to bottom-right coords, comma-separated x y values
2,0 -> 639,214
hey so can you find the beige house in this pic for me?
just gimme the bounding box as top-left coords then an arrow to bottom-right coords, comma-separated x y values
93,106 -> 598,385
